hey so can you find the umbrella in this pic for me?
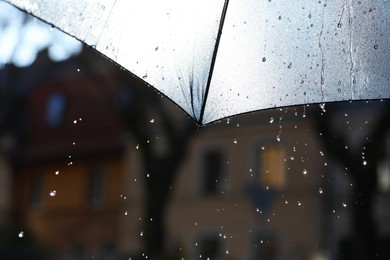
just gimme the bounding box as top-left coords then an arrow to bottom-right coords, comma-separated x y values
5,0 -> 390,125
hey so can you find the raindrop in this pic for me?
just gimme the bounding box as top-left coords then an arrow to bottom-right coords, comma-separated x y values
269,117 -> 274,123
140,231 -> 143,236
18,231 -> 24,238
49,190 -> 56,197
262,57 -> 266,62
124,211 -> 128,215
362,160 -> 367,166
287,62 -> 292,69
319,150 -> 324,156
77,68 -> 80,72
290,156 -> 294,161
143,74 -> 148,79
73,119 -> 77,124
374,45 -> 378,49
303,169 -> 308,175
278,15 -> 282,20
319,188 -> 323,194
337,22 -> 342,28
149,118 -> 155,123
342,203 -> 347,208
155,46 -> 158,51
297,201 -> 302,206
285,200 -> 288,204
319,103 -> 326,112
55,171 -> 59,175
233,139 -> 238,144
136,144 -> 139,149
276,135 -> 281,142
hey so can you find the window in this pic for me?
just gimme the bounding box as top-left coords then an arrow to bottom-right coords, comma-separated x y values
89,167 -> 105,207
195,233 -> 223,259
200,148 -> 225,196
45,93 -> 66,128
29,173 -> 43,210
258,144 -> 286,190
251,231 -> 281,260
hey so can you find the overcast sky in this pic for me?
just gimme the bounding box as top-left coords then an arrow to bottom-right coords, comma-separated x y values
0,1 -> 81,68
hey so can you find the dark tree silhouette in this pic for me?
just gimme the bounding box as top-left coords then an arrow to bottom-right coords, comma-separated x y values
115,76 -> 197,259
314,101 -> 390,260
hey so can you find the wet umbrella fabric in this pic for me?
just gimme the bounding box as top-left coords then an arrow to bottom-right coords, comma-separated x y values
6,0 -> 390,125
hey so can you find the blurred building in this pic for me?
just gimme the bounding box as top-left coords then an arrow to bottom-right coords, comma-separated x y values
1,47 -> 389,260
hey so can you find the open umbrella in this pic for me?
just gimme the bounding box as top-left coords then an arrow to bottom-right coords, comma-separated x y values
5,0 -> 390,125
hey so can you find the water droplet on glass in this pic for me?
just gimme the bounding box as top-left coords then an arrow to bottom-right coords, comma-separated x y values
49,190 -> 56,197
18,231 -> 24,238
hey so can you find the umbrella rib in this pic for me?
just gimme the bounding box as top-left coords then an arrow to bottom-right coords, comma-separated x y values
198,0 -> 230,124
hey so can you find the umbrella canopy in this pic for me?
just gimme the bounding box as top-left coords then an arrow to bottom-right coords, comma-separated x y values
5,0 -> 390,125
